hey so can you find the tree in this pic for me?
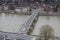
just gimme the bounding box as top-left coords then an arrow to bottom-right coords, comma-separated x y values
36,25 -> 55,40
8,3 -> 15,10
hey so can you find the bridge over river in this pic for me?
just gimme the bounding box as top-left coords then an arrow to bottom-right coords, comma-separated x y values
0,9 -> 60,40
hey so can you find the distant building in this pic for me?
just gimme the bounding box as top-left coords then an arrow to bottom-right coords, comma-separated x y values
0,0 -> 60,7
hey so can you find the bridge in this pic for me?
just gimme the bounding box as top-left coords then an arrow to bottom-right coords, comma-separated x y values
0,9 -> 60,40
0,9 -> 39,40
19,10 -> 39,34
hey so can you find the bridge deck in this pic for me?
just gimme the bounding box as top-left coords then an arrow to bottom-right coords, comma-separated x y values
19,10 -> 39,34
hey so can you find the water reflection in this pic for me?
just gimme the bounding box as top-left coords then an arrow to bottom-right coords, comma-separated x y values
0,13 -> 29,33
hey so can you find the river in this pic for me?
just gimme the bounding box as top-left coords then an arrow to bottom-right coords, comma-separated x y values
0,13 -> 29,33
0,13 -> 60,40
31,16 -> 60,40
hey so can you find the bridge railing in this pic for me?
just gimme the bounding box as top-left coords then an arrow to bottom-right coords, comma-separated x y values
19,10 -> 39,34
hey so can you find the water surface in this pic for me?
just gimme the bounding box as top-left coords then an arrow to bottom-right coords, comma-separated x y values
0,13 -> 29,33
32,16 -> 60,37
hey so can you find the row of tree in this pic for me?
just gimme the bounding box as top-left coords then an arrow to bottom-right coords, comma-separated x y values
0,0 -> 56,4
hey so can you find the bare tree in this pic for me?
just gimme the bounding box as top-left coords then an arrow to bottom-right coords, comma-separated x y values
36,25 -> 55,40
8,3 -> 15,11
